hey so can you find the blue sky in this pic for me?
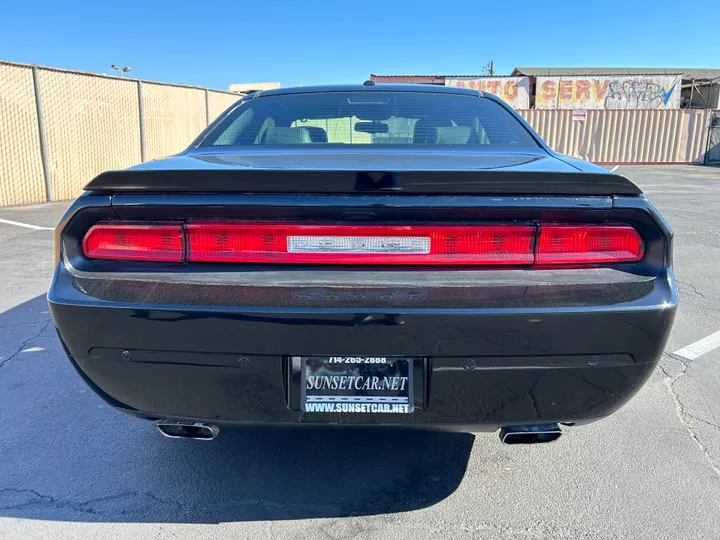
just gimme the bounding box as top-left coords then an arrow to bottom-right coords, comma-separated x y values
1,0 -> 715,90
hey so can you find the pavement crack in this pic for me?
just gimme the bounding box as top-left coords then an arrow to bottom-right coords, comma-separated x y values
675,279 -> 706,299
79,490 -> 186,514
685,413 -> 720,430
661,351 -> 688,368
0,317 -> 52,330
0,488 -> 59,510
659,351 -> 720,478
0,321 -> 53,369
0,487 -> 186,515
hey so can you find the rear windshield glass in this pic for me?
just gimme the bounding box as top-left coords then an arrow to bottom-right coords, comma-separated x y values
199,91 -> 538,148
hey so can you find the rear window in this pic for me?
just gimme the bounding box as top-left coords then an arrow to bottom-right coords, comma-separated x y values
200,91 -> 538,148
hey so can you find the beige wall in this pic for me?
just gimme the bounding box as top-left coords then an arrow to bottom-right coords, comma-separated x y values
208,91 -> 240,124
520,109 -> 711,163
0,63 -> 46,206
142,83 -> 206,161
0,61 -> 240,206
39,69 -> 142,200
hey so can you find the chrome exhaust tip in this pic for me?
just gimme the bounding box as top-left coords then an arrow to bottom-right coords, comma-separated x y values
155,421 -> 219,440
499,424 -> 562,445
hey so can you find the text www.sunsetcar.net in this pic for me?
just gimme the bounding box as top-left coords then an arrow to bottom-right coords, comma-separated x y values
305,403 -> 411,413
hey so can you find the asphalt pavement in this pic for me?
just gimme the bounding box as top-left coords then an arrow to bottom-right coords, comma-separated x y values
1,165 -> 719,540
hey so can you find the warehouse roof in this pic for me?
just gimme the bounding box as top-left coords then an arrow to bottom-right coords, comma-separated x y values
371,74 -> 488,78
511,67 -> 720,79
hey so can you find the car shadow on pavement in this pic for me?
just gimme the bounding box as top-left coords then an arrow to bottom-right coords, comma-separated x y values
0,295 -> 474,523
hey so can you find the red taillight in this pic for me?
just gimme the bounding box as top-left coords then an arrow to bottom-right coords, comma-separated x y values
81,222 -> 645,266
185,223 -> 536,265
536,225 -> 644,264
83,223 -> 184,262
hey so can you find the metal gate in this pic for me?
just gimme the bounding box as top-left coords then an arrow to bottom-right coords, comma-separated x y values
705,111 -> 720,165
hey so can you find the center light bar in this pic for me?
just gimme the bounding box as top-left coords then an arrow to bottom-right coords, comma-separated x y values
82,222 -> 645,266
186,223 -> 535,265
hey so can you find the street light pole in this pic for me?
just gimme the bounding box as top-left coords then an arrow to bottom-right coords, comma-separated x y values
110,64 -> 132,77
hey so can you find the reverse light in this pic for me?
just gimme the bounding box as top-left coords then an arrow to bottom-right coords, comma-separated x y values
83,223 -> 184,262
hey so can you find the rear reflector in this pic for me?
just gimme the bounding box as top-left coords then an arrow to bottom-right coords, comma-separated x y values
83,223 -> 184,262
536,225 -> 644,264
185,223 -> 535,265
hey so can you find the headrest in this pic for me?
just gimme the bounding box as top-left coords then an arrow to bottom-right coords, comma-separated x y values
303,126 -> 329,143
263,127 -> 312,144
436,126 -> 472,144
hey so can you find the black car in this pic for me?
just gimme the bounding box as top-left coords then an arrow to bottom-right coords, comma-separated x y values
48,84 -> 677,444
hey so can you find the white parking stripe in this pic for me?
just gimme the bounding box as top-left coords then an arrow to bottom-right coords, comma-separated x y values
674,330 -> 720,361
0,218 -> 54,231
610,165 -> 620,172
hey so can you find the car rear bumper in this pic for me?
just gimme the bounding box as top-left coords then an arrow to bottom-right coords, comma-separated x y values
49,263 -> 677,431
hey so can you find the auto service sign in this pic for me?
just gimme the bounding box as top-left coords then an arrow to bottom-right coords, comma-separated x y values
535,75 -> 682,109
445,77 -> 530,109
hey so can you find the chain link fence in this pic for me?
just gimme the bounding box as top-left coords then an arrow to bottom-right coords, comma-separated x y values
142,82 -> 207,161
0,63 -> 46,206
0,60 -> 239,206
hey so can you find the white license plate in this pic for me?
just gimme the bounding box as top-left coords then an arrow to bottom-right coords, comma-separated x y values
301,356 -> 414,414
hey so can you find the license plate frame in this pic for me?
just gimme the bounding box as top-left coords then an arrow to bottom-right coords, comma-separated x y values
299,356 -> 415,414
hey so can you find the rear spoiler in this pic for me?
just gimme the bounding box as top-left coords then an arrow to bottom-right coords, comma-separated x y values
85,169 -> 642,196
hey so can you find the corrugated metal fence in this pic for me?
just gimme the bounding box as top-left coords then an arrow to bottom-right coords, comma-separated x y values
520,109 -> 712,164
0,61 -> 238,206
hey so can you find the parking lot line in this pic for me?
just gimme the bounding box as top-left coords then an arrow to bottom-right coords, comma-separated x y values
674,329 -> 720,361
0,218 -> 54,231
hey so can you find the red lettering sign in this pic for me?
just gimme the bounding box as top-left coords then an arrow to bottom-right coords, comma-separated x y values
575,80 -> 590,101
539,80 -> 556,101
504,80 -> 518,100
592,80 -> 608,100
558,80 -> 573,102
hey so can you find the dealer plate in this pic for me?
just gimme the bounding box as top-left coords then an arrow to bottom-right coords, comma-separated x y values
301,356 -> 413,414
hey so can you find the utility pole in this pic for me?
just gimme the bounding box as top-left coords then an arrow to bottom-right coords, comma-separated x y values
488,61 -> 494,76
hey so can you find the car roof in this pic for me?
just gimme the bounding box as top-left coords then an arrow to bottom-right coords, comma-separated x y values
254,83 -> 485,98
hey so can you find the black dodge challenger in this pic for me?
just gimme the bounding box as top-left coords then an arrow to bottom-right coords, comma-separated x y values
48,84 -> 677,444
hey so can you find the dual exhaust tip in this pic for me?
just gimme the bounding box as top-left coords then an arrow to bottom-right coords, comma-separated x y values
499,424 -> 562,445
156,421 -> 219,440
155,421 -> 561,444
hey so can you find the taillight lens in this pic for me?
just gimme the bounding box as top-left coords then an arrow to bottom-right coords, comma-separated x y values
536,225 -> 644,264
83,223 -> 184,262
80,222 -> 645,266
185,223 -> 536,265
